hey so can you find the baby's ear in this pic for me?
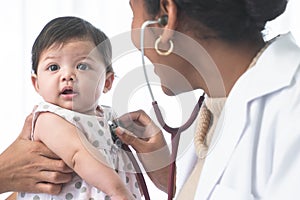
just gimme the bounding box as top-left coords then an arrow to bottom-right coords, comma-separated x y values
31,74 -> 39,92
103,72 -> 114,93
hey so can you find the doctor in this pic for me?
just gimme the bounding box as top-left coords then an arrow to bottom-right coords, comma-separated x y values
115,0 -> 300,199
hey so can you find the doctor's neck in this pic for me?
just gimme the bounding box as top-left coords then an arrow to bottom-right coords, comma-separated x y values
202,37 -> 266,98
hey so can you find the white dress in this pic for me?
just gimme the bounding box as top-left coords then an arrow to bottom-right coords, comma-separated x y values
17,102 -> 142,200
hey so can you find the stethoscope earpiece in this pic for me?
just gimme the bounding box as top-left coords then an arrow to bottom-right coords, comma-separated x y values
158,15 -> 168,26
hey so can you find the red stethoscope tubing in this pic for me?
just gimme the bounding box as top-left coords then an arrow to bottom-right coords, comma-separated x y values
153,93 -> 205,200
122,93 -> 204,200
122,144 -> 151,200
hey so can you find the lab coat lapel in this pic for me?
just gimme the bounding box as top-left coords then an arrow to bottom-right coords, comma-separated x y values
195,33 -> 300,199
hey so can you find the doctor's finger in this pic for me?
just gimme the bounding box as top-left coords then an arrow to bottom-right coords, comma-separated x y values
118,110 -> 152,128
34,182 -> 63,195
115,127 -> 147,151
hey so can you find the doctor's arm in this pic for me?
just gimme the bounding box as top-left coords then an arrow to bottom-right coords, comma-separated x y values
115,110 -> 172,193
34,112 -> 135,200
0,113 -> 72,195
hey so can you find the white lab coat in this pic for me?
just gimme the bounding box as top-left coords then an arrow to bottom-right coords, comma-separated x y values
191,33 -> 300,200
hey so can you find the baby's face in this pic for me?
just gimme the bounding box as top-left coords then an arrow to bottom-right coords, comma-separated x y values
32,39 -> 107,114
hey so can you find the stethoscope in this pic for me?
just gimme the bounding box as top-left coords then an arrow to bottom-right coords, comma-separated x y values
139,16 -> 205,200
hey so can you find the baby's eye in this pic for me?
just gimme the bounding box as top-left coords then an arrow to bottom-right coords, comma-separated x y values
77,63 -> 90,71
48,65 -> 60,71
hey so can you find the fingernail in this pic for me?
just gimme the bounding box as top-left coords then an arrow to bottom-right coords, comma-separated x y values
117,127 -> 125,135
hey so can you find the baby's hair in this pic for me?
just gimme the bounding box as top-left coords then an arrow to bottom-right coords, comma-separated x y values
31,16 -> 112,74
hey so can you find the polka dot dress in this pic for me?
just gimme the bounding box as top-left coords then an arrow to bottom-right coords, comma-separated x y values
17,102 -> 142,200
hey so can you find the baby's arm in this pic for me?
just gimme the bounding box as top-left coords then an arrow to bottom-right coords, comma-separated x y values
34,112 -> 134,200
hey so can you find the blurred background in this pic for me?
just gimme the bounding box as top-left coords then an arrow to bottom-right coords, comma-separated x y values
0,0 -> 299,199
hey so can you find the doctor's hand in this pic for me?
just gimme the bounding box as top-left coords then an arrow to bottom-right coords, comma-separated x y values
0,113 -> 73,194
115,110 -> 171,193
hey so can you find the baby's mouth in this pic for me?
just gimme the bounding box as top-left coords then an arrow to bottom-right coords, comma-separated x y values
60,87 -> 78,98
61,89 -> 75,94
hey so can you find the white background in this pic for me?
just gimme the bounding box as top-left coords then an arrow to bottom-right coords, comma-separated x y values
0,0 -> 300,199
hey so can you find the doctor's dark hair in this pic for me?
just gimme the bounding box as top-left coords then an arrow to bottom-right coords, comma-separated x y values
145,0 -> 288,42
31,16 -> 112,74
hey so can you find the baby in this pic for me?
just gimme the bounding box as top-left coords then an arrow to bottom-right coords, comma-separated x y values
17,16 -> 142,200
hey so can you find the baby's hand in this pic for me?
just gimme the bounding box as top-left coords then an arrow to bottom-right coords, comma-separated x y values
110,189 -> 136,200
110,194 -> 135,200
108,181 -> 136,200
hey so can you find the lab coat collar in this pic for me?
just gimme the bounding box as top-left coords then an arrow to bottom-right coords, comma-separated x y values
195,32 -> 300,199
233,32 -> 300,101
